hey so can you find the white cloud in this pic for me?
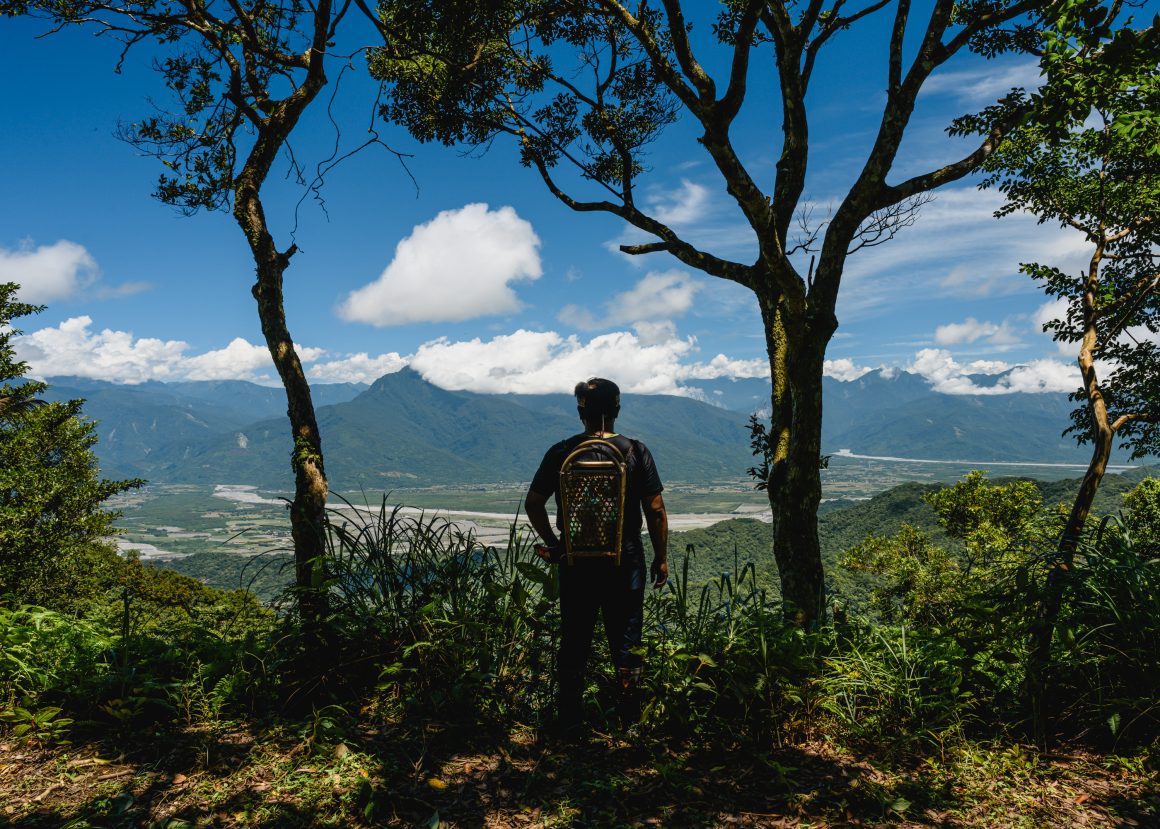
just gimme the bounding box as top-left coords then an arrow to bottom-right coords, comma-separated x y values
17,316 -> 192,383
559,270 -> 701,330
632,320 -> 679,346
1,240 -> 99,304
934,317 -> 1021,348
646,179 -> 710,225
1033,297 -> 1070,330
0,240 -> 152,304
338,203 -> 542,326
684,353 -> 768,380
16,311 -> 785,393
839,187 -> 1093,319
305,352 -> 408,384
823,358 -> 874,382
409,329 -> 700,395
907,347 -> 1078,395
920,60 -> 1043,104
15,317 -> 327,385
182,338 -> 325,381
1000,360 -> 1081,393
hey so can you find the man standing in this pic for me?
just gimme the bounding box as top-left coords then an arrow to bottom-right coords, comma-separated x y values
525,377 -> 669,734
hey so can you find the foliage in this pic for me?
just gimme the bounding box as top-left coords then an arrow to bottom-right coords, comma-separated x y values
841,472 -> 1047,627
959,9 -> 1160,461
153,552 -> 295,604
820,623 -> 974,757
1122,477 -> 1160,553
1050,513 -> 1160,743
842,525 -> 964,625
0,556 -> 274,746
0,283 -> 141,609
0,604 -> 113,705
643,546 -> 810,743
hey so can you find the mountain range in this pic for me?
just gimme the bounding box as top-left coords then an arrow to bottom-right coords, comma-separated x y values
41,368 -> 1117,487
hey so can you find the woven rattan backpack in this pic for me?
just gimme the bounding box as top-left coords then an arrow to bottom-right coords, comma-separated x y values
558,438 -> 629,565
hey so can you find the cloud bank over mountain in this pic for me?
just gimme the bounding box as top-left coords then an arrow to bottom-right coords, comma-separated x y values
17,316 -> 1081,398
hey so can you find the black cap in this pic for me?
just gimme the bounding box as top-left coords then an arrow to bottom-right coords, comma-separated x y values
574,377 -> 620,417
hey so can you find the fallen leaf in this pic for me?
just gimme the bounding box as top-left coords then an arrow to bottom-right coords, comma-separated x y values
1076,793 -> 1090,805
427,777 -> 448,790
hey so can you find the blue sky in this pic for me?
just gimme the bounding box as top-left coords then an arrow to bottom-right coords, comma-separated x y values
1,7 -> 1100,399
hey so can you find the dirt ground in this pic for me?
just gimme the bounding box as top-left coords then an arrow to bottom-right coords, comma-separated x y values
3,724 -> 1158,828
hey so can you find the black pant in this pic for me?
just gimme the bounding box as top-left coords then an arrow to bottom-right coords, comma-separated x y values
557,552 -> 645,726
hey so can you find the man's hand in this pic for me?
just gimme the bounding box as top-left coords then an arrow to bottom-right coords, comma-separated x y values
643,492 -> 669,589
651,557 -> 668,589
534,543 -> 564,564
525,489 -> 561,564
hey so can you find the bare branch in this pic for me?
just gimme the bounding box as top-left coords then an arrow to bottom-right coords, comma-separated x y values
849,191 -> 933,254
802,0 -> 893,87
876,107 -> 1025,207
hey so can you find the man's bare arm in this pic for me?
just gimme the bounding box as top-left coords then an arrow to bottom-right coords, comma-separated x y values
643,492 -> 669,588
525,489 -> 560,550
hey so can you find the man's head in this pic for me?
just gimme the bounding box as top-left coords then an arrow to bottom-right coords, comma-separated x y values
575,377 -> 620,429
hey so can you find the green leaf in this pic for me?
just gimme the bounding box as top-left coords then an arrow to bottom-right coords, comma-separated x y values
1108,711 -> 1121,735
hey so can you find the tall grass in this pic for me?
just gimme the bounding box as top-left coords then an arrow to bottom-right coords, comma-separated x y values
317,498 -> 560,725
6,484 -> 1158,756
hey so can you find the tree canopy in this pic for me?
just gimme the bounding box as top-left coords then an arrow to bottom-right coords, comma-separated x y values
0,283 -> 141,609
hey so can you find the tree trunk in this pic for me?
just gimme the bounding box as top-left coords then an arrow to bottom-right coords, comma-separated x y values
1026,239 -> 1112,739
236,185 -> 331,636
760,290 -> 828,626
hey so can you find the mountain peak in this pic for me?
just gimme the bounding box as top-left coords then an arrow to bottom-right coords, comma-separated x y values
369,366 -> 425,389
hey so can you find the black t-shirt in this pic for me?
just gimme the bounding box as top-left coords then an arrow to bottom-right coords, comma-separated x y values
529,433 -> 664,554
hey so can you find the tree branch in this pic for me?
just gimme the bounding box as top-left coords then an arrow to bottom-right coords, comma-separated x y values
718,0 -> 763,121
594,0 -> 703,114
659,0 -> 715,100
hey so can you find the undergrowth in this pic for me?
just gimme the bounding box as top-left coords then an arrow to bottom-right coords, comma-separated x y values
1,477 -> 1159,826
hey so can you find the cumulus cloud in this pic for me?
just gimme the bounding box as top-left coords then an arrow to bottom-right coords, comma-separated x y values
15,317 -> 329,385
183,338 -> 325,381
1,240 -> 100,304
16,313 -> 780,393
17,316 -> 192,383
559,270 -> 701,330
338,203 -> 542,326
684,353 -> 768,380
409,329 -> 700,395
823,358 -> 874,382
908,348 -> 1078,395
934,317 -> 1022,348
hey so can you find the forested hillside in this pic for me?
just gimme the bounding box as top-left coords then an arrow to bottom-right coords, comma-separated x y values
43,367 -> 1143,489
